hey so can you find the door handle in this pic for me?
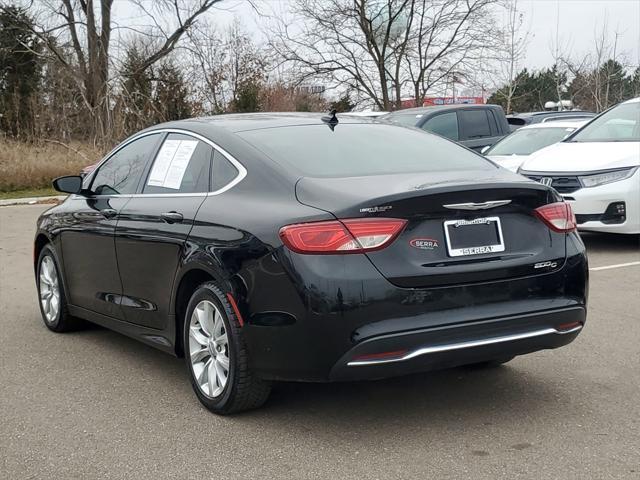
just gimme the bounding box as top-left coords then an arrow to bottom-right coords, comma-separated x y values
100,208 -> 118,219
161,211 -> 184,224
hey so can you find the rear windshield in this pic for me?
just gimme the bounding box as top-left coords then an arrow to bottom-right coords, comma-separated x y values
238,124 -> 494,177
487,126 -> 575,155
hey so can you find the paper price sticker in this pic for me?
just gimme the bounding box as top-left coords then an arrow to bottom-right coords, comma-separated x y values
147,140 -> 198,189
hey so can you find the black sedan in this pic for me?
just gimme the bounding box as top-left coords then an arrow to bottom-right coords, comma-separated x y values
34,113 -> 588,414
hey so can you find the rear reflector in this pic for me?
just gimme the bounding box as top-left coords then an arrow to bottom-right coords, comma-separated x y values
279,218 -> 407,254
534,202 -> 577,233
556,321 -> 582,332
352,349 -> 409,361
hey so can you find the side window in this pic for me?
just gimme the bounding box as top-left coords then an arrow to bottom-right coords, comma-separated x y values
211,150 -> 240,191
143,133 -> 212,194
91,134 -> 160,195
422,112 -> 459,140
459,110 -> 492,139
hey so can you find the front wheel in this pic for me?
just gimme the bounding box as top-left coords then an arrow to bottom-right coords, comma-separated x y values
36,245 -> 82,332
183,282 -> 271,414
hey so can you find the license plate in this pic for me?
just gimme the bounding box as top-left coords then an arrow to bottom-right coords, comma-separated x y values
443,217 -> 505,257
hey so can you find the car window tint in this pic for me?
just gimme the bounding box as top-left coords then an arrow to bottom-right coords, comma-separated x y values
211,150 -> 239,191
238,124 -> 494,178
91,134 -> 160,195
421,112 -> 459,140
143,133 -> 212,194
459,110 -> 491,139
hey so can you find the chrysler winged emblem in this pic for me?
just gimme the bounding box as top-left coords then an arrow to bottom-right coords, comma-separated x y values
443,200 -> 512,210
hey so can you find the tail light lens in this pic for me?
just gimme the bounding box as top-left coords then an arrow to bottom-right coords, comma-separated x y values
534,202 -> 577,232
279,218 -> 407,254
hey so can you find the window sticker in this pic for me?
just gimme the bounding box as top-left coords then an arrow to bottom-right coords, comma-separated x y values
147,140 -> 198,189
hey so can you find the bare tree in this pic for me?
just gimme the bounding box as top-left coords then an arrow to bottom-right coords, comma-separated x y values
557,20 -> 632,111
185,18 -> 267,114
14,0 -> 221,143
268,0 -> 498,110
488,0 -> 529,114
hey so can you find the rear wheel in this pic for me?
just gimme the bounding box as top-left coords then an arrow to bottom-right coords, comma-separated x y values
183,282 -> 271,414
36,245 -> 82,332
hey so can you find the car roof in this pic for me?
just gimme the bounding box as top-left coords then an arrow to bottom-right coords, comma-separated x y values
386,104 -> 499,115
507,110 -> 593,118
146,112 -> 380,133
622,97 -> 640,104
518,120 -> 589,130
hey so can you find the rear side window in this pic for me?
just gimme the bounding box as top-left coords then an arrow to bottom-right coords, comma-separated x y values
211,150 -> 239,191
143,133 -> 212,194
422,112 -> 459,140
91,133 -> 161,195
459,110 -> 491,139
238,124 -> 494,178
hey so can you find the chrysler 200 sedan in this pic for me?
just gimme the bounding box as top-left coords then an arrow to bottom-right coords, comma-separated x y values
35,113 -> 588,414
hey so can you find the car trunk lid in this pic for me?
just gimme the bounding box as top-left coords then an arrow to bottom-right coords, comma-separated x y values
296,172 -> 565,288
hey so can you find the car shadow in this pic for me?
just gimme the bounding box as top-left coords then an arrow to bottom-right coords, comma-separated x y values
581,231 -> 640,254
62,321 -> 572,430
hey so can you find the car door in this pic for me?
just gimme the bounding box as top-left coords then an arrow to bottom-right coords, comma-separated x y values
60,133 -> 163,319
114,132 -> 213,329
458,109 -> 503,151
420,112 -> 459,142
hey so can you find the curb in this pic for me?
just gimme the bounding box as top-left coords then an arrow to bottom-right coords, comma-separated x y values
0,195 -> 67,207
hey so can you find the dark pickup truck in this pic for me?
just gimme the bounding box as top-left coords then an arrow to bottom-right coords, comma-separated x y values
381,104 -> 511,152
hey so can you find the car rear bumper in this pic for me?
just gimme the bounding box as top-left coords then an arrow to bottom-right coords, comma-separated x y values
329,306 -> 584,381
242,235 -> 588,382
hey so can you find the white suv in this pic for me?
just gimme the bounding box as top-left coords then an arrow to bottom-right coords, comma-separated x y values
519,98 -> 639,234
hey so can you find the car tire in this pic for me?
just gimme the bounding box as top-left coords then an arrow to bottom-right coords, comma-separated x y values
183,281 -> 271,414
36,245 -> 82,332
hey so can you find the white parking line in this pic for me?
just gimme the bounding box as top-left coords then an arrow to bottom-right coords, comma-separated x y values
589,261 -> 640,272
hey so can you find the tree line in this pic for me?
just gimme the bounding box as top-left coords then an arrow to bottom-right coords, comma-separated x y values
1,0 -> 639,147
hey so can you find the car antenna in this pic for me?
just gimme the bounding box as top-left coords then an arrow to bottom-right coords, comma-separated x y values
321,109 -> 339,131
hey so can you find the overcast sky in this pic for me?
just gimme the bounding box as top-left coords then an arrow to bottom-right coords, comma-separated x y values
202,0 -> 640,70
518,0 -> 640,69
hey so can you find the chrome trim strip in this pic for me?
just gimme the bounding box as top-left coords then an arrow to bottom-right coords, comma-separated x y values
443,200 -> 512,210
81,128 -> 247,197
347,325 -> 582,367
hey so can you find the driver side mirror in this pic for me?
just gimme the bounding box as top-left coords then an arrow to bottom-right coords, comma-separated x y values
52,175 -> 84,194
480,145 -> 490,155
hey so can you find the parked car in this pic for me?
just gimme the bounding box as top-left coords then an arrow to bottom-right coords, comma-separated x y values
519,97 -> 639,234
35,113 -> 587,414
343,110 -> 389,117
507,110 -> 595,131
483,120 -> 588,172
381,104 -> 511,151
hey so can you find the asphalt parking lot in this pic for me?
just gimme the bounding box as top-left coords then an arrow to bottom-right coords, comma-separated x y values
1,204 -> 639,480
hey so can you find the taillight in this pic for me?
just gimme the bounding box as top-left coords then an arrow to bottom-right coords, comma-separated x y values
279,218 -> 407,254
534,202 -> 577,232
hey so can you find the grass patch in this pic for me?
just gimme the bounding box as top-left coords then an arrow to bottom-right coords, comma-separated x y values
0,187 -> 60,200
0,138 -> 104,192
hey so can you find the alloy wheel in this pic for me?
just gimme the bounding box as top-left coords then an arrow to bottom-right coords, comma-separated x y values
39,255 -> 60,323
188,300 -> 230,398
